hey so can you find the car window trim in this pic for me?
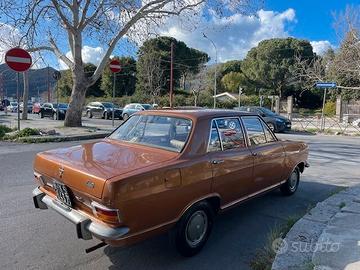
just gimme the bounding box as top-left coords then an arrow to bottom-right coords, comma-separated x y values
207,116 -> 249,153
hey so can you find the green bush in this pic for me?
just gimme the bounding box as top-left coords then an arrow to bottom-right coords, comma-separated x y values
0,125 -> 13,139
324,101 -> 336,116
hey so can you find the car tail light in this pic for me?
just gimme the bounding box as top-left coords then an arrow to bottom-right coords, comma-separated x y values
91,201 -> 121,224
34,172 -> 45,186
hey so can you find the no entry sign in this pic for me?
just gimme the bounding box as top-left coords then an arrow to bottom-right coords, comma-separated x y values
5,48 -> 32,72
109,59 -> 121,73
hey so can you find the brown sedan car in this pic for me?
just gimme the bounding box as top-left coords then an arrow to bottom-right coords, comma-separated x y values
32,109 -> 309,256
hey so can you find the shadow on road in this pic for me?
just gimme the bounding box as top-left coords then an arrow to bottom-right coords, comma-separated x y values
103,181 -> 340,270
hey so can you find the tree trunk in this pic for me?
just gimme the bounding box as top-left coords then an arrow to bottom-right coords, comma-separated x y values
64,71 -> 87,127
22,71 -> 29,120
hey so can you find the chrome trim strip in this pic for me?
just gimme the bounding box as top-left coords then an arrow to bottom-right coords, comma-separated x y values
220,181 -> 285,210
32,187 -> 129,241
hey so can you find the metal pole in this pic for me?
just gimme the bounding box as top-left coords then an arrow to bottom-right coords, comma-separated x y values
16,72 -> 20,130
214,50 -> 217,108
56,81 -> 59,120
170,42 -> 174,108
238,86 -> 242,108
112,73 -> 116,127
321,88 -> 327,131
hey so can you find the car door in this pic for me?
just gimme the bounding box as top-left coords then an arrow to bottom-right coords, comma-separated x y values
208,117 -> 254,207
241,116 -> 286,193
43,103 -> 51,117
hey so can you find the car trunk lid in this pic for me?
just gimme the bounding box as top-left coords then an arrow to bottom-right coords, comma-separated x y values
34,139 -> 177,198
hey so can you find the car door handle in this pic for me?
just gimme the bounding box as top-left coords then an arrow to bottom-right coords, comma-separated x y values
211,159 -> 224,164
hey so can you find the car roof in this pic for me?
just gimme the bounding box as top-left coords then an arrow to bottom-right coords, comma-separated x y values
138,109 -> 258,120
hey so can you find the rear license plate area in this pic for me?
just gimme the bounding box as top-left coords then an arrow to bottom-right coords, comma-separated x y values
53,181 -> 73,207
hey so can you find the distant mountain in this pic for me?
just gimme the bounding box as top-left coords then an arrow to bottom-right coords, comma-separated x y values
0,64 -> 58,99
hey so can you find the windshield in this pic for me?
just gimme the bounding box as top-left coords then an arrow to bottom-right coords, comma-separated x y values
109,115 -> 192,152
259,108 -> 277,116
141,104 -> 152,110
53,103 -> 68,109
102,102 -> 113,108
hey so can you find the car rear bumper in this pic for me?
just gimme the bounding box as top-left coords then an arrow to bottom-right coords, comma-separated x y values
32,187 -> 129,241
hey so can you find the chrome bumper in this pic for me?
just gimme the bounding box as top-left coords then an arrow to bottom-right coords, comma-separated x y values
32,187 -> 129,241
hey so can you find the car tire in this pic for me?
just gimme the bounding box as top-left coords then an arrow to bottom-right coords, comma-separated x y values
267,122 -> 276,132
280,167 -> 300,196
86,111 -> 93,118
172,201 -> 214,257
40,112 -> 44,118
123,113 -> 129,121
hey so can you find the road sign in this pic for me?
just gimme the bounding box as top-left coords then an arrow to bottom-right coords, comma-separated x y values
315,82 -> 337,88
5,48 -> 32,72
109,59 -> 121,73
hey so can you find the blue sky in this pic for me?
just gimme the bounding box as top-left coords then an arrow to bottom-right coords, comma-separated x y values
2,1 -> 359,69
266,0 -> 360,45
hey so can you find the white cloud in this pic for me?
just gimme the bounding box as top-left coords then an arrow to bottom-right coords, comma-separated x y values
159,8 -> 297,62
59,45 -> 105,69
310,40 -> 333,55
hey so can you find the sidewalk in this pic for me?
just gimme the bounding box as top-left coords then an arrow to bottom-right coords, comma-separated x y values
272,186 -> 360,270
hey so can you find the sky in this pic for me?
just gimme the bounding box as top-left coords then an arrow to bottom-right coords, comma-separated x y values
1,0 -> 360,69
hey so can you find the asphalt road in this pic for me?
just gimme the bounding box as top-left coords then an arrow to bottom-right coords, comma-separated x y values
0,134 -> 359,270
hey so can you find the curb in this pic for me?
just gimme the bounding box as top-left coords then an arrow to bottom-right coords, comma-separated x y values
15,132 -> 110,143
271,186 -> 360,270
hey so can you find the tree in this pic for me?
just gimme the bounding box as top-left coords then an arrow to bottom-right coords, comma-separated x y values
241,37 -> 316,99
136,36 -> 209,100
221,72 -> 244,92
136,52 -> 165,104
1,0 -> 261,127
100,57 -> 136,97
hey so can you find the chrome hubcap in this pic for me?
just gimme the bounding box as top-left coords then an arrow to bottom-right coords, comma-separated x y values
289,171 -> 298,191
185,210 -> 208,247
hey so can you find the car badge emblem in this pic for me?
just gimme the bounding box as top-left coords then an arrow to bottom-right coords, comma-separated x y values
59,166 -> 64,178
86,181 -> 95,189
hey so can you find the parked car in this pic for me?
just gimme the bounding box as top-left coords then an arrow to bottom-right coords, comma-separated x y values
122,103 -> 153,120
19,102 -> 33,113
32,103 -> 42,114
85,102 -> 123,119
237,106 -> 291,132
7,102 -> 18,112
40,103 -> 68,120
32,110 -> 308,256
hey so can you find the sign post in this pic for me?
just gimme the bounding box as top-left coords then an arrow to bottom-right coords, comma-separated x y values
109,59 -> 121,127
53,71 -> 61,120
5,48 -> 32,130
238,86 -> 242,108
315,82 -> 337,131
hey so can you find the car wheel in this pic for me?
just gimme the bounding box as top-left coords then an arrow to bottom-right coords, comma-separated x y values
40,112 -> 44,118
267,122 -> 276,132
123,113 -> 129,121
280,167 -> 300,196
172,201 -> 214,257
86,111 -> 92,118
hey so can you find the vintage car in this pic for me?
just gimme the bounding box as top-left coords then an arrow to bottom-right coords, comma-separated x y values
32,110 -> 309,256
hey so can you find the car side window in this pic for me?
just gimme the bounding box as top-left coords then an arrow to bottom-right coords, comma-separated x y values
242,116 -> 267,146
216,118 -> 246,150
261,121 -> 277,142
208,121 -> 222,152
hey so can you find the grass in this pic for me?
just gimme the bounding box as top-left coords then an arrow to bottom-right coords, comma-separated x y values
250,214 -> 302,270
2,127 -> 40,141
0,125 -> 13,139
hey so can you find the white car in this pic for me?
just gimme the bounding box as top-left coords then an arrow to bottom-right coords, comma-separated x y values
7,102 -> 18,112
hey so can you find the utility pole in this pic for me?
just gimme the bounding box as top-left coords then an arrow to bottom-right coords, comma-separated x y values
170,42 -> 174,108
47,66 -> 50,102
202,33 -> 217,108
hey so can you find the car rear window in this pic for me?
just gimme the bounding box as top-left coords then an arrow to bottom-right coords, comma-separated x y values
109,115 -> 192,152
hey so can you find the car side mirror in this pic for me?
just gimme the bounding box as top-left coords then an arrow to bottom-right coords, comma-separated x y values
261,113 -> 266,117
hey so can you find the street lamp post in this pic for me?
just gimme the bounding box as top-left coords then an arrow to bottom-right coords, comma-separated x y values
203,33 -> 217,109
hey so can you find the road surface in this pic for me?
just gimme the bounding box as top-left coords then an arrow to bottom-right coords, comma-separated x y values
0,133 -> 359,270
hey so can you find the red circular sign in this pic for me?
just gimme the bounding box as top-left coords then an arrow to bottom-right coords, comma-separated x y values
5,48 -> 32,72
109,59 -> 121,73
